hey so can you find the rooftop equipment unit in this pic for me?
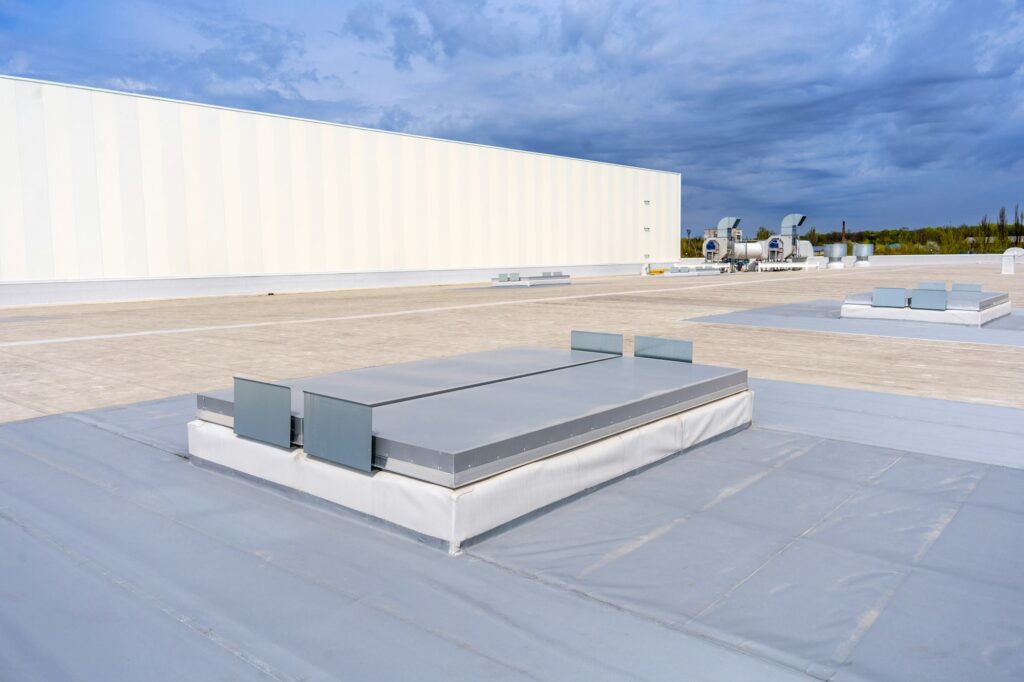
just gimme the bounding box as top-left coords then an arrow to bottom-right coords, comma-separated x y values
853,243 -> 874,267
824,243 -> 847,269
780,214 -> 812,262
701,213 -> 811,268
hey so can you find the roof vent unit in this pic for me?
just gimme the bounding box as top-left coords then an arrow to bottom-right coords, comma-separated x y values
824,243 -> 847,269
1002,247 -> 1024,275
853,243 -> 873,267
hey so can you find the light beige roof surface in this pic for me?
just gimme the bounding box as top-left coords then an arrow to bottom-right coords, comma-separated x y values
1,262 -> 1021,423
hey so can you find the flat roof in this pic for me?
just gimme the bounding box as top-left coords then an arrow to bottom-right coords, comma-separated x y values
0,262 -> 1022,680
2,377 -> 1021,680
1,263 -> 1020,421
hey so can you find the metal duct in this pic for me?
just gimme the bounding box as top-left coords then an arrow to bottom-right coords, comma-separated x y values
733,241 -> 764,259
716,217 -> 741,238
780,214 -> 807,232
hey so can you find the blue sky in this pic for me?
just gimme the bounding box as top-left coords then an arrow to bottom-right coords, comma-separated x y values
2,0 -> 1023,233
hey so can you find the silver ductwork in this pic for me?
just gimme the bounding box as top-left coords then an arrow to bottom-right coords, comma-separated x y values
732,241 -> 764,259
702,214 -> 810,266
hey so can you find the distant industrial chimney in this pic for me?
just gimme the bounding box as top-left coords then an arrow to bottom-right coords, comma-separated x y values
841,220 -> 847,242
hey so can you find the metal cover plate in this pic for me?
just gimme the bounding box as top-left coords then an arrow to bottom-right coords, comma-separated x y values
303,393 -> 373,472
570,330 -> 623,355
909,289 -> 947,311
947,291 -> 1010,311
872,288 -> 909,308
197,347 -> 617,442
233,378 -> 292,448
372,357 -> 747,487
635,335 -> 693,363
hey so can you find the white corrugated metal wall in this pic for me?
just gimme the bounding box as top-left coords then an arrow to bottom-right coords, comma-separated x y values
0,76 -> 680,284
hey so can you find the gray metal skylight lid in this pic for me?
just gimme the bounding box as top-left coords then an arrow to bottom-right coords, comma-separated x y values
909,289 -> 948,311
370,356 -> 748,487
872,288 -> 910,307
197,346 -> 616,424
947,291 -> 1010,311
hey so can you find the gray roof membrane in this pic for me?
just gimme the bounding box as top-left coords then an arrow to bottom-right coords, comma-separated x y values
693,299 -> 1024,346
1,380 -> 1022,680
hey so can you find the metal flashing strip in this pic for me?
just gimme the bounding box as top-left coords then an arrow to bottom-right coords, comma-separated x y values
635,335 -> 693,363
570,330 -> 624,355
233,378 -> 292,449
302,392 -> 373,472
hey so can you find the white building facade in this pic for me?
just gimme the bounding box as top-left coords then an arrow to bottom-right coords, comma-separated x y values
0,76 -> 681,304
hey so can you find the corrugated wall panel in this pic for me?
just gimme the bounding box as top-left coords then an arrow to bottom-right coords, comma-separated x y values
198,108 -> 226,275
115,95 -> 149,277
138,98 -> 169,276
178,102 -> 206,275
320,125 -> 341,270
16,81 -> 55,279
0,79 -> 28,280
0,76 -> 680,284
305,124 -> 327,273
41,83 -> 78,279
66,87 -> 105,278
218,107 -> 245,274
91,92 -> 128,277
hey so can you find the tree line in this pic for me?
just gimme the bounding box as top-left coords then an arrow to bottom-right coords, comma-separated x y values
680,205 -> 1024,257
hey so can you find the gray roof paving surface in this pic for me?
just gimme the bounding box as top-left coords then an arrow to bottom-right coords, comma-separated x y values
0,380 -> 1022,681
